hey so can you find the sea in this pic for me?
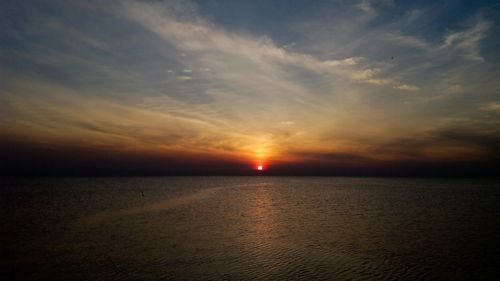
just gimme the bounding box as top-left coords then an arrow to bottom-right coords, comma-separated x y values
1,177 -> 499,280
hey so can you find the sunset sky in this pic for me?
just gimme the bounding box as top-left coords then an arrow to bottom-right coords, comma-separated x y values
1,0 -> 499,175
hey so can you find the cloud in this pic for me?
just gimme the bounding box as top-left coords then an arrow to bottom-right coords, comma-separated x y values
441,18 -> 492,61
120,0 -> 413,95
480,102 -> 500,114
279,121 -> 295,127
382,15 -> 490,63
368,126 -> 500,161
356,0 -> 377,18
322,57 -> 360,67
394,84 -> 419,91
176,75 -> 192,80
385,33 -> 430,50
293,150 -> 374,163
356,0 -> 394,19
406,9 -> 422,23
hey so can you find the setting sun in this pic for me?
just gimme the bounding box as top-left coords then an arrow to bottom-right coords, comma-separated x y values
257,165 -> 263,171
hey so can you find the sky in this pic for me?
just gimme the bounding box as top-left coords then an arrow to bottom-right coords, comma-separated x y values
1,0 -> 500,176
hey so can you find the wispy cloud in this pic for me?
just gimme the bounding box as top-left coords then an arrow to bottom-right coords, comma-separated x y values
121,0 -> 419,98
385,33 -> 430,50
441,17 -> 492,61
357,0 -> 378,18
279,121 -> 295,127
394,84 -> 419,91
480,102 -> 500,114
176,75 -> 192,81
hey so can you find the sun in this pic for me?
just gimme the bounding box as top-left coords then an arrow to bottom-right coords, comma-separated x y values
253,163 -> 266,172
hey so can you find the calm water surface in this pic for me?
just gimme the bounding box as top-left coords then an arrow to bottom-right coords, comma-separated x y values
1,177 -> 499,280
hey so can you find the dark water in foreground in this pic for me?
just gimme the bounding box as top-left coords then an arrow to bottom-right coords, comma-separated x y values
1,177 -> 499,280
